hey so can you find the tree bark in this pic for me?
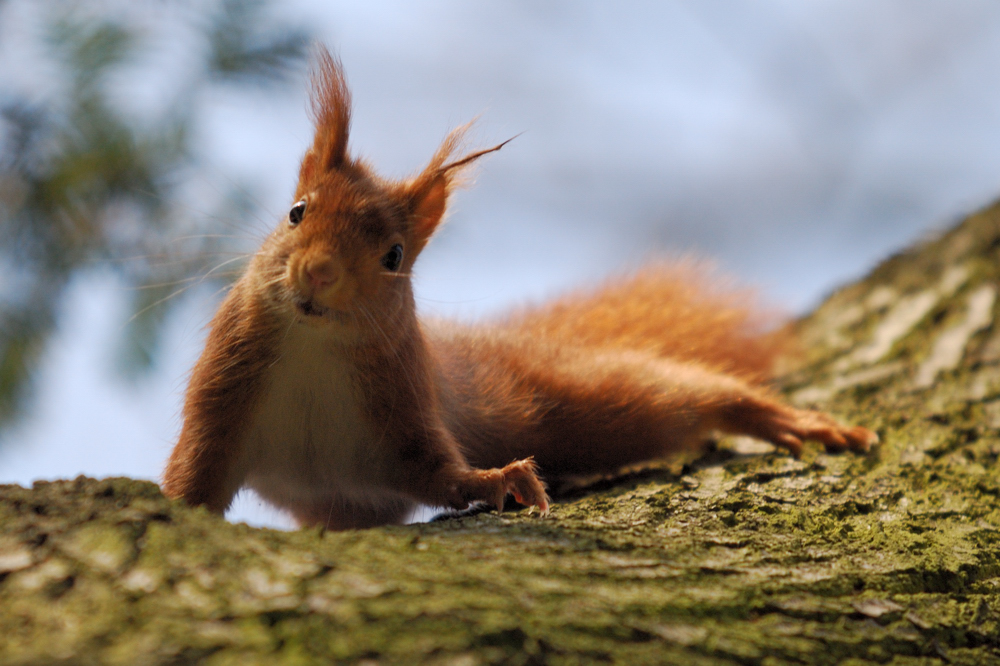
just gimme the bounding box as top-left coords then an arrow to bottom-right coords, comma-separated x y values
4,203 -> 1000,664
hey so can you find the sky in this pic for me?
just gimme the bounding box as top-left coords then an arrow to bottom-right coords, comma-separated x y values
3,1 -> 1000,528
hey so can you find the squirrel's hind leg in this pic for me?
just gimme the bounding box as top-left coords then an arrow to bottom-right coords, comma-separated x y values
716,395 -> 878,457
527,354 -> 877,471
648,359 -> 879,457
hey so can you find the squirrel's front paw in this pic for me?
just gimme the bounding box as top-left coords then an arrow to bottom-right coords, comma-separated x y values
499,457 -> 550,515
468,457 -> 549,515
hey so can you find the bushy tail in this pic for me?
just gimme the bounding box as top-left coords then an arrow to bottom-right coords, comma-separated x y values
498,260 -> 792,383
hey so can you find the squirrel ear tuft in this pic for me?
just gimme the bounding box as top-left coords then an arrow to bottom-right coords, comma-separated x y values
405,125 -> 517,247
299,47 -> 351,184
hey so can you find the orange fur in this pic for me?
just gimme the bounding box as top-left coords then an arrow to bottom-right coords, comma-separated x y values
501,261 -> 791,382
161,49 -> 876,529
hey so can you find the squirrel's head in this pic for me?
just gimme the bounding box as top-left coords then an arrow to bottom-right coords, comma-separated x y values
258,48 -> 507,339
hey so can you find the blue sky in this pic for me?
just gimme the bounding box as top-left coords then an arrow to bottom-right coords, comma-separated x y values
3,1 -> 1000,528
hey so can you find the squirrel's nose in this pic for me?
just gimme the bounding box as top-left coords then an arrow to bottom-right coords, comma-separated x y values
304,256 -> 341,290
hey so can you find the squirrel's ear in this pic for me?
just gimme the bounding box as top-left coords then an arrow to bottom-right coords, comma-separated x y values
404,127 -> 516,250
299,47 -> 351,185
408,174 -> 449,246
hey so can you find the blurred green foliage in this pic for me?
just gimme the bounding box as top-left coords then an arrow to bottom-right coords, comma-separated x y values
0,1 -> 310,425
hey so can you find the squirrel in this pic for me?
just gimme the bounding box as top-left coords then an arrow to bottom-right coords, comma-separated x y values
161,49 -> 877,530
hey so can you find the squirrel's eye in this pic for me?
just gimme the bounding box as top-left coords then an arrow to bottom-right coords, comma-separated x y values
381,244 -> 403,272
288,200 -> 306,227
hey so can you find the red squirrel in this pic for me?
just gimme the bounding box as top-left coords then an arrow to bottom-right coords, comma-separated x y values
161,50 -> 877,530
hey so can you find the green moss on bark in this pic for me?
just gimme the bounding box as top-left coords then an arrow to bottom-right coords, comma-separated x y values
6,203 -> 1000,664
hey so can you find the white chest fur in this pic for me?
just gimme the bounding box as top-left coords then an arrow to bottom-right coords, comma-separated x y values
241,321 -> 375,506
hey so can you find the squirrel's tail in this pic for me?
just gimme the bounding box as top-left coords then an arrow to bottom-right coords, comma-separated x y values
499,259 -> 792,383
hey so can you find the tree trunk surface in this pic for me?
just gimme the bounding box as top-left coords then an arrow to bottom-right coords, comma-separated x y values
4,204 -> 1000,665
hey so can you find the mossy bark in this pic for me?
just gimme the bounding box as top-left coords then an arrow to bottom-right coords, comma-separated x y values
5,204 -> 1000,665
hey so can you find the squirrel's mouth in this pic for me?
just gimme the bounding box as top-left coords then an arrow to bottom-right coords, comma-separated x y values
296,299 -> 328,317
294,299 -> 350,322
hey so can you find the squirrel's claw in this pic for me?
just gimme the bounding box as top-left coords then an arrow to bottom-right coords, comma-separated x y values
495,457 -> 549,515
